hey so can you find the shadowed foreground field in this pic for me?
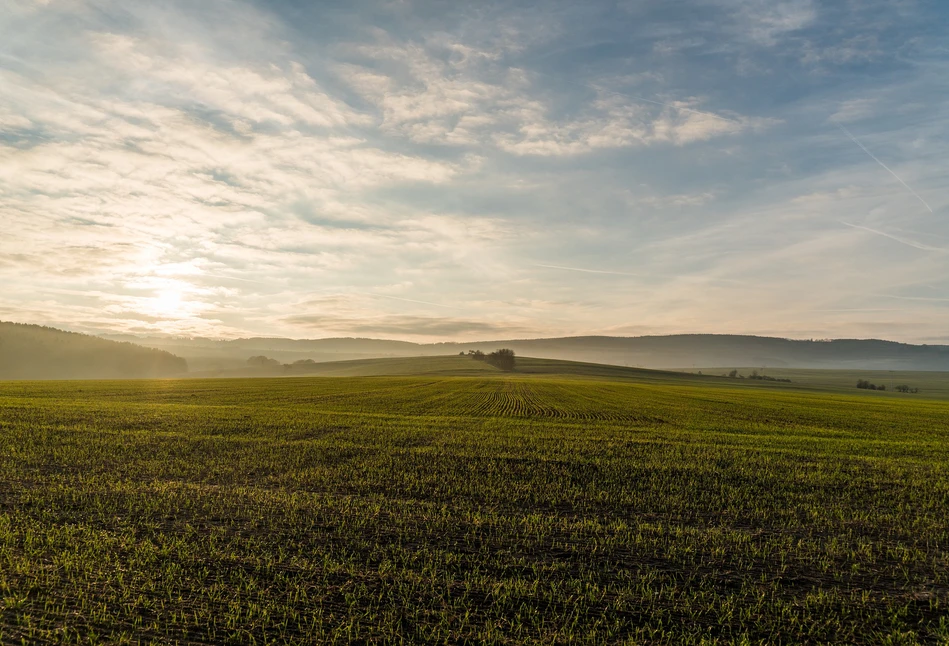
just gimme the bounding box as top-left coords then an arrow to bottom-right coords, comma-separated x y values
1,374 -> 948,643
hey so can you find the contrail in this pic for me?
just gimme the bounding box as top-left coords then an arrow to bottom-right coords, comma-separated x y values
202,273 -> 268,285
841,221 -> 946,252
812,308 -> 904,312
833,120 -> 933,213
878,294 -> 949,303
534,263 -> 638,277
363,292 -> 456,309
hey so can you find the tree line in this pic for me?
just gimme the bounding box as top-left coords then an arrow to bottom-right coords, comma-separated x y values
462,349 -> 516,371
857,379 -> 919,393
0,322 -> 187,380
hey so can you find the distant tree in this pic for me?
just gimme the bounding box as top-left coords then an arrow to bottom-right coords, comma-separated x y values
728,369 -> 738,378
293,359 -> 316,365
892,384 -> 920,393
247,355 -> 280,367
469,350 -> 486,360
747,370 -> 792,383
486,348 -> 516,371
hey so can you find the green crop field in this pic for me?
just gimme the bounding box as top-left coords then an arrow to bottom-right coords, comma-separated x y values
2,360 -> 948,644
691,367 -> 949,401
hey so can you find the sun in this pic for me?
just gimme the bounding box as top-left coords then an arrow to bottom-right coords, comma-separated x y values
151,289 -> 184,318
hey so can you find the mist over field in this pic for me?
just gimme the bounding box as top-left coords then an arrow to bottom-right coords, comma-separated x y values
5,320 -> 949,381
115,332 -> 949,373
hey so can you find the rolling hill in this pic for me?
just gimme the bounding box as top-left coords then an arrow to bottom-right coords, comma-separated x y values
0,322 -> 188,380
184,354 -> 949,399
104,333 -> 949,371
187,354 -> 716,382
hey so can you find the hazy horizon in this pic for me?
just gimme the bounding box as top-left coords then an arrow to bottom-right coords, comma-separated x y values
96,329 -> 949,347
2,0 -> 947,343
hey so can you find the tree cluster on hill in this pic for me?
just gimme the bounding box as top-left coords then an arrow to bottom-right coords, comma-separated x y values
894,384 -> 919,393
0,322 -> 187,380
247,355 -> 281,367
723,369 -> 791,383
746,370 -> 792,383
467,348 -> 516,371
856,379 -> 886,391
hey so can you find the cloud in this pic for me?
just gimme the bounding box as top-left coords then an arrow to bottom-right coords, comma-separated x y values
490,95 -> 775,156
635,190 -> 719,208
801,35 -> 883,67
89,32 -> 371,129
284,314 -> 530,337
533,264 -> 639,277
0,4 -> 501,338
337,33 -> 775,156
739,0 -> 817,46
364,293 -> 456,309
1,0 -> 947,343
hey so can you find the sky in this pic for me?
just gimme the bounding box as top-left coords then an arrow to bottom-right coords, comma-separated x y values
1,0 -> 947,342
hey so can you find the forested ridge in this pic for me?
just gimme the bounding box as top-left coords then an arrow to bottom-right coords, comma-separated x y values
0,322 -> 187,380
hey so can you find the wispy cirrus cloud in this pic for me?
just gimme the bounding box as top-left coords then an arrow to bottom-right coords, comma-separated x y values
285,313 -> 532,337
335,30 -> 776,157
0,0 -> 947,342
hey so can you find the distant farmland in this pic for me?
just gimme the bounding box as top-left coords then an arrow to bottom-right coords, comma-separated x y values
1,363 -> 948,643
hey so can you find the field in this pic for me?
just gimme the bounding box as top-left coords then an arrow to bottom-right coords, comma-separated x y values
691,367 -> 949,401
195,354 -> 949,401
1,359 -> 948,643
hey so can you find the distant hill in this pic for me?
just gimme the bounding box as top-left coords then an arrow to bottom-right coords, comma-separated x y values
103,333 -> 949,372
99,334 -> 422,372
442,335 -> 949,371
188,354 -> 723,384
0,322 -> 188,380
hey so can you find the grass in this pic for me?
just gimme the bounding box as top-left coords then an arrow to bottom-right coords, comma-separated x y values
1,361 -> 948,643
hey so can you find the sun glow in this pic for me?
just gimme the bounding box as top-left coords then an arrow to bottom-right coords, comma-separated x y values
125,272 -> 220,330
153,289 -> 184,317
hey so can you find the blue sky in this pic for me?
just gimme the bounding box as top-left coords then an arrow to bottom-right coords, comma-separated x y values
1,0 -> 947,341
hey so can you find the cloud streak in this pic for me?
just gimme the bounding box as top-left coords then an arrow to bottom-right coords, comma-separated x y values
362,293 -> 457,310
533,264 -> 639,277
623,95 -> 742,126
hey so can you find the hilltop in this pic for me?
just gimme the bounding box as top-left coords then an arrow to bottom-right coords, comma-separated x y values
0,322 -> 187,380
